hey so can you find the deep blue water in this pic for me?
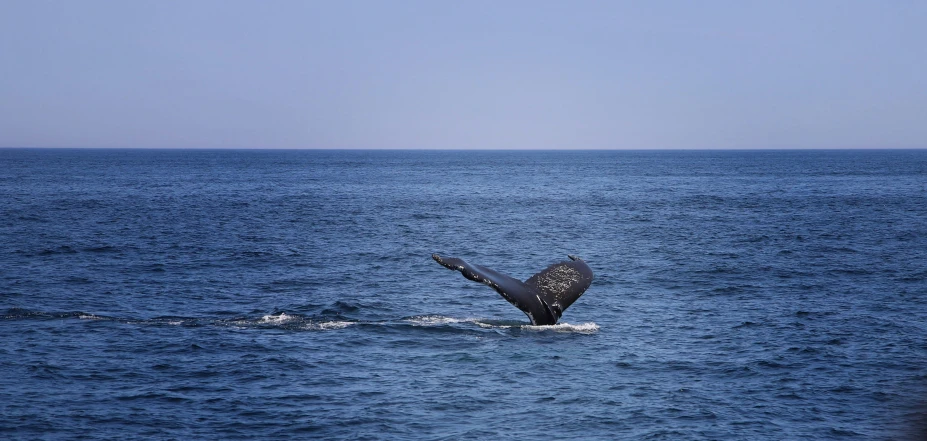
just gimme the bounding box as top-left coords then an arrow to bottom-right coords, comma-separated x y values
2,149 -> 926,440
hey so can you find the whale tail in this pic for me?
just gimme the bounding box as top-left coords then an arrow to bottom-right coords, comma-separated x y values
432,254 -> 593,325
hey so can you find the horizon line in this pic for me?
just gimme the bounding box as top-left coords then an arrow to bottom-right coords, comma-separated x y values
2,146 -> 926,152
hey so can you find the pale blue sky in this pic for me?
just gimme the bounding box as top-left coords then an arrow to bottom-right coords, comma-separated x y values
1,0 -> 924,149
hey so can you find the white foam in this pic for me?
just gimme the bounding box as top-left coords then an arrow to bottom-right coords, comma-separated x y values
78,314 -> 104,320
310,321 -> 354,330
259,313 -> 295,324
522,322 -> 600,334
404,315 -> 469,326
407,316 -> 599,333
225,319 -> 251,328
472,319 -> 524,329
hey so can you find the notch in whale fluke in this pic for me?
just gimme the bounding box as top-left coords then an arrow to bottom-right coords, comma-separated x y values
432,253 -> 593,326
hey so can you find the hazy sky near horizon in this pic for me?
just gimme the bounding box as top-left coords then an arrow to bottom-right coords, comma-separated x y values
1,1 -> 925,149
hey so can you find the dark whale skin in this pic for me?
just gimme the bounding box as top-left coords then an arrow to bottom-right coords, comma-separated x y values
432,254 -> 593,325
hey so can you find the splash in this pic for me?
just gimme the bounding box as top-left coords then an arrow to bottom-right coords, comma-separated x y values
522,322 -> 600,334
405,315 -> 599,334
259,313 -> 296,324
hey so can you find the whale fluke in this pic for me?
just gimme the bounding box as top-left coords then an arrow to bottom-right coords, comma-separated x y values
432,254 -> 593,325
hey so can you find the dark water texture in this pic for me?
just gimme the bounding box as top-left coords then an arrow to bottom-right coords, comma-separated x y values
2,149 -> 927,440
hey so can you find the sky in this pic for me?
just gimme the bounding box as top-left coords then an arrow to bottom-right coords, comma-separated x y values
0,0 -> 925,150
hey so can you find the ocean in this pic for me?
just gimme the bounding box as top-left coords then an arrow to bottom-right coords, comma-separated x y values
1,149 -> 926,440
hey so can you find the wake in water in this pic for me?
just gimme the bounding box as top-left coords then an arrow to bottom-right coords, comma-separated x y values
252,312 -> 354,330
3,309 -> 598,334
247,313 -> 599,334
398,315 -> 600,334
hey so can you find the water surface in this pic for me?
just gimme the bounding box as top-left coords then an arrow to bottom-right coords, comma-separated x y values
2,149 -> 926,439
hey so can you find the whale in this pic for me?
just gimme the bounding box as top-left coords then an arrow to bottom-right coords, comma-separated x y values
432,254 -> 593,325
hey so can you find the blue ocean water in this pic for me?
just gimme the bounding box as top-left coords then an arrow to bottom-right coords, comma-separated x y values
1,149 -> 926,440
